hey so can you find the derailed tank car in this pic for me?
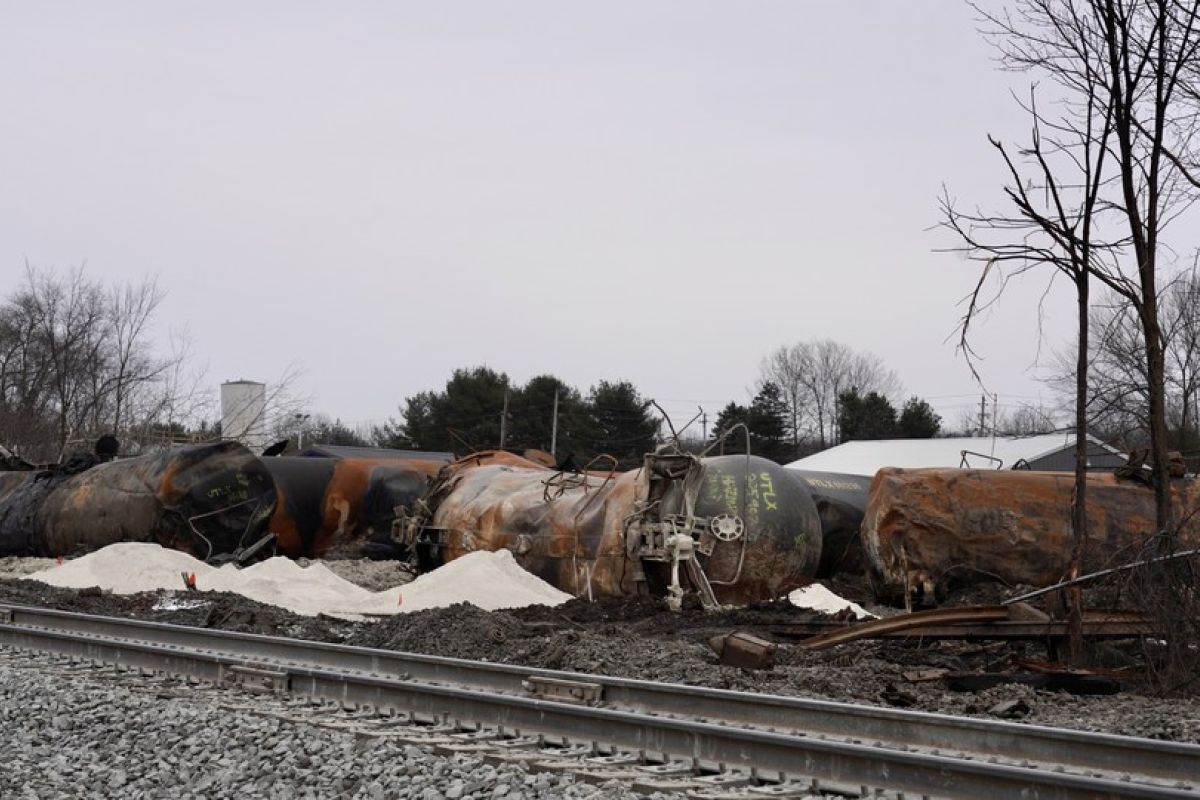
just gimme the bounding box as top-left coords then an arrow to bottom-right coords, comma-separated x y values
0,441 -> 276,559
862,466 -> 1200,604
263,456 -> 440,559
421,451 -> 822,607
786,469 -> 871,578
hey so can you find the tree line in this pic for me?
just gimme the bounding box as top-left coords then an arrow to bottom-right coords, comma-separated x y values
373,367 -> 660,469
708,340 -> 942,463
0,266 -> 207,463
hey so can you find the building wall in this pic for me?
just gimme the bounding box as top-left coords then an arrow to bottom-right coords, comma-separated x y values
1025,442 -> 1126,472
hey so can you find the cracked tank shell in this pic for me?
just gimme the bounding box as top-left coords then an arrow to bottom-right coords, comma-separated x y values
670,455 -> 823,604
28,441 -> 276,559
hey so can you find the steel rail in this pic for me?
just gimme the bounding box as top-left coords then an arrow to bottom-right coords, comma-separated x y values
1,603 -> 1197,798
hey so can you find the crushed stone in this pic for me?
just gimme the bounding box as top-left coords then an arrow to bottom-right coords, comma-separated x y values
1,575 -> 1198,743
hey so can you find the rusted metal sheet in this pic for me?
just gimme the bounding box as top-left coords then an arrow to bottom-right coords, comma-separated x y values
707,631 -> 777,669
787,469 -> 871,578
263,457 -> 439,559
427,451 -> 822,606
793,606 -> 1152,650
862,467 -> 1200,604
0,442 -> 276,559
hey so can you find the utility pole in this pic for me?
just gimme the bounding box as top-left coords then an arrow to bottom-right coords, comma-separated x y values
978,395 -> 988,436
550,389 -> 559,458
701,410 -> 708,441
499,384 -> 509,450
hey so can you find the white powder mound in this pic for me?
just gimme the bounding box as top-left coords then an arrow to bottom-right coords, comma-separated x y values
26,543 -> 571,619
199,557 -> 374,618
348,549 -> 573,615
25,543 -> 212,594
788,583 -> 876,620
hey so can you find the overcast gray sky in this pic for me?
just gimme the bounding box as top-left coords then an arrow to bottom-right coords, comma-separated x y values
2,2 -> 1093,432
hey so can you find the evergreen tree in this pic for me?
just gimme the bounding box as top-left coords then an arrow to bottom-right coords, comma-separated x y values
710,401 -> 750,452
585,380 -> 660,469
377,369 -> 660,465
897,397 -> 941,439
748,382 -> 791,462
707,384 -> 791,462
507,374 -> 589,461
376,367 -> 508,452
838,389 -> 898,441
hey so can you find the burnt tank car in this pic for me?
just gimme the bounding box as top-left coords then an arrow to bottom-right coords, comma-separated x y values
786,469 -> 872,578
262,456 -> 439,559
425,451 -> 822,607
862,466 -> 1200,604
0,441 -> 276,559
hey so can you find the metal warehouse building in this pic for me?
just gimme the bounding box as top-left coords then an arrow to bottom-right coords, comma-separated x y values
786,433 -> 1126,477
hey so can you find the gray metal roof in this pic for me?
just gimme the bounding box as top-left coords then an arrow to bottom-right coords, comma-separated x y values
301,444 -> 453,463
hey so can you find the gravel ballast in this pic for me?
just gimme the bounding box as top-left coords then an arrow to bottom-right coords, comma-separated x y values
0,650 -> 695,800
1,554 -> 1198,746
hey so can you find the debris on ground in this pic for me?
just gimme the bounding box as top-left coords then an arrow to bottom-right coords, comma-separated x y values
787,583 -> 875,619
707,631 -> 777,669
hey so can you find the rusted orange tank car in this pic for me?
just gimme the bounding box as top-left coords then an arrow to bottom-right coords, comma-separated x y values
862,467 -> 1200,604
422,451 -> 822,607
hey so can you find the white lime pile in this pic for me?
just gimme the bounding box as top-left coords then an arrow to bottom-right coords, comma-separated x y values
201,558 -> 374,618
28,543 -> 212,594
346,549 -> 573,615
25,543 -> 571,619
788,583 -> 876,620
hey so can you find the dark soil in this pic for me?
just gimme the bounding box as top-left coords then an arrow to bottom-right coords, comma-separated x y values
2,577 -> 1197,743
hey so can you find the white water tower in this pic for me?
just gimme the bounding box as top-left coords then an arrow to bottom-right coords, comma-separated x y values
220,380 -> 268,453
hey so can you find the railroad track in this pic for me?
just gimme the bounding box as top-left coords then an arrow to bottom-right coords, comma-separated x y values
0,603 -> 1196,799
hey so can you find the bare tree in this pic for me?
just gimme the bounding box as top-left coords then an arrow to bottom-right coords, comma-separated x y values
1066,270 -> 1200,456
943,0 -> 1200,663
1000,403 -> 1064,434
0,266 -> 207,460
759,344 -> 810,457
760,340 -> 901,451
104,277 -> 168,434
